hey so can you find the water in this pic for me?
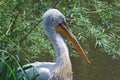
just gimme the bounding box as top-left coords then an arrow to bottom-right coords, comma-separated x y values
72,49 -> 120,80
71,39 -> 120,80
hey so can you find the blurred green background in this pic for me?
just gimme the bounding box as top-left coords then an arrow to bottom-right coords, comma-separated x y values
0,0 -> 120,80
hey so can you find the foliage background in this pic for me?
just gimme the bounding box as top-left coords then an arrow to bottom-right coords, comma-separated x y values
0,0 -> 120,80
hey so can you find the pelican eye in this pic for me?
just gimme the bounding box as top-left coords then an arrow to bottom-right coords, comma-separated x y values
58,23 -> 62,26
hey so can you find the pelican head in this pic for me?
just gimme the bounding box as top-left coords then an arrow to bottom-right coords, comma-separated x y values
42,9 -> 91,65
43,9 -> 65,30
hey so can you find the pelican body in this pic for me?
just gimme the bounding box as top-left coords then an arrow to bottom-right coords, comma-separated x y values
18,9 -> 91,80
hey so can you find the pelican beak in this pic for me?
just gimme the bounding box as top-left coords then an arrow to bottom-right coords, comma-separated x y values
55,21 -> 91,64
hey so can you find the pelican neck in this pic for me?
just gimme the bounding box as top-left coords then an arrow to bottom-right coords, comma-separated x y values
49,32 -> 71,64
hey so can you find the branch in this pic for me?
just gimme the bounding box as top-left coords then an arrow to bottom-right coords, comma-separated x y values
19,19 -> 42,45
51,0 -> 60,8
6,14 -> 19,36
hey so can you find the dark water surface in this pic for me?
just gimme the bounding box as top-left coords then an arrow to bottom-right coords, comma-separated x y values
72,50 -> 120,80
72,40 -> 120,80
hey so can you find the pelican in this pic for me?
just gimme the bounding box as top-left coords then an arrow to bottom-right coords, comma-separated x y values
18,9 -> 91,80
